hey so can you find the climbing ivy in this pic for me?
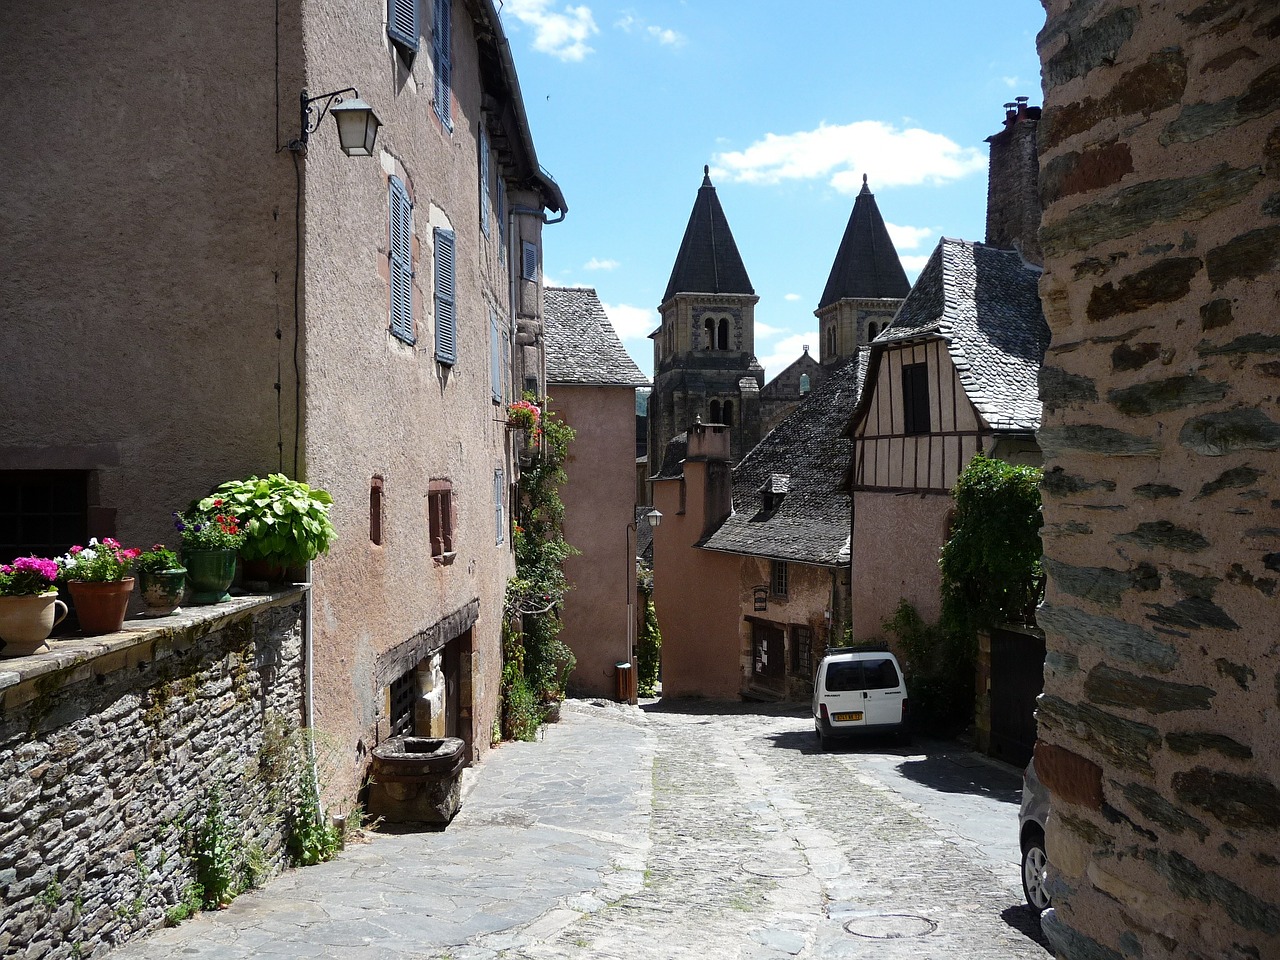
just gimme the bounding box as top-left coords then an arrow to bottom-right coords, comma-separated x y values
636,566 -> 661,697
939,453 -> 1045,638
502,400 -> 578,738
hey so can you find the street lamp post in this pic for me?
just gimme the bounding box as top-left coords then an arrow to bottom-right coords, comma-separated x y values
623,509 -> 663,703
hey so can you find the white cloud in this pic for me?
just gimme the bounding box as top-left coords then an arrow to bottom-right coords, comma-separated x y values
711,120 -> 986,193
757,333 -> 813,382
885,222 -> 935,250
1001,76 -> 1021,89
504,0 -> 598,62
615,13 -> 684,46
783,293 -> 802,302
901,254 -> 933,273
755,319 -> 787,337
602,302 -> 660,340
584,257 -> 619,271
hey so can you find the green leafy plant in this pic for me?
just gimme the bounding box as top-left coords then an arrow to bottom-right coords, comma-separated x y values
206,474 -> 336,567
636,589 -> 662,698
163,883 -> 204,927
881,600 -> 972,736
194,789 -> 239,908
288,753 -> 342,866
939,453 -> 1044,637
135,543 -> 183,575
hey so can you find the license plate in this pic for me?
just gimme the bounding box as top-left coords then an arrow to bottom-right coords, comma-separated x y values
833,712 -> 863,722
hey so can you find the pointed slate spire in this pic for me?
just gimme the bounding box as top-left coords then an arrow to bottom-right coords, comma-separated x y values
818,175 -> 910,308
662,166 -> 755,302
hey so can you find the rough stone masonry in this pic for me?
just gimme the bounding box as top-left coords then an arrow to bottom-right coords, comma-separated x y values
1035,2 -> 1280,959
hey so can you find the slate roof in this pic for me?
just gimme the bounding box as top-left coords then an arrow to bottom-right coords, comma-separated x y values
874,237 -> 1048,432
818,177 -> 911,308
700,353 -> 867,565
662,167 -> 755,302
544,287 -> 649,387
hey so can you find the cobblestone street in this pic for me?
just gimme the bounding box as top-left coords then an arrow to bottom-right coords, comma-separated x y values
111,700 -> 1049,960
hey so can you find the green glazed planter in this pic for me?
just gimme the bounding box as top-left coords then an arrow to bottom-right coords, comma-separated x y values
138,568 -> 187,616
184,549 -> 236,604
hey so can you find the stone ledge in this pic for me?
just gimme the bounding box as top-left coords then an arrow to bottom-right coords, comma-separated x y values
0,587 -> 308,709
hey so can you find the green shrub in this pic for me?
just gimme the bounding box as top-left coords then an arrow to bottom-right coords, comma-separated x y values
882,600 -> 973,737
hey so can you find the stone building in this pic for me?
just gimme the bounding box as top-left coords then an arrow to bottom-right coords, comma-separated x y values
543,287 -> 649,699
0,0 -> 563,797
648,167 -> 765,471
1033,3 -> 1280,959
652,357 -> 864,701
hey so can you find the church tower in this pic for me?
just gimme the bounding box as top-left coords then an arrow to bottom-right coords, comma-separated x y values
649,167 -> 764,474
815,175 -> 910,365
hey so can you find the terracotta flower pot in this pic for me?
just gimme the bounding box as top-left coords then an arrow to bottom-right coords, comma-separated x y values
138,568 -> 187,616
0,594 -> 70,656
67,579 -> 135,635
184,548 -> 237,604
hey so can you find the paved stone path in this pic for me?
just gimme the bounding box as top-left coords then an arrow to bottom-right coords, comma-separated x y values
110,700 -> 1048,960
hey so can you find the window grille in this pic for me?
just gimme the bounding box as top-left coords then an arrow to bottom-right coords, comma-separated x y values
388,669 -> 416,736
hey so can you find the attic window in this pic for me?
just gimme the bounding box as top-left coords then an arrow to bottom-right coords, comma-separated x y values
760,473 -> 789,513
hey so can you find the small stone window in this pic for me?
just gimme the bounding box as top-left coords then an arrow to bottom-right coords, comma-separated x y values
370,476 -> 384,546
723,400 -> 733,427
428,481 -> 455,561
709,400 -> 721,424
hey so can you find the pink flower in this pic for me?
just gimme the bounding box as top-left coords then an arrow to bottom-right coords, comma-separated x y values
70,545 -> 83,554
103,538 -> 120,548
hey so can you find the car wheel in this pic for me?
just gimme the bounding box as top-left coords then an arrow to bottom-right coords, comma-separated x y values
816,727 -> 828,752
1022,831 -> 1050,911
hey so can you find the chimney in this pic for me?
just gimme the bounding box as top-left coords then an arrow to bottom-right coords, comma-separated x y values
984,97 -> 1043,265
686,422 -> 733,536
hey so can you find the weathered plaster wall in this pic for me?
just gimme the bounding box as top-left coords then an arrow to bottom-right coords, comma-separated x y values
851,491 -> 952,641
0,0 -> 297,564
737,555 -> 836,700
1035,3 -> 1280,958
553,384 -> 639,698
652,461 -> 743,699
0,596 -> 304,960
299,0 -> 517,781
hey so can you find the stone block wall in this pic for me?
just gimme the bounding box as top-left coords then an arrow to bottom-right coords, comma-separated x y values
0,594 -> 305,959
1035,3 -> 1279,958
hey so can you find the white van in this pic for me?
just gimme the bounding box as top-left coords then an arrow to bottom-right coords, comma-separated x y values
812,646 -> 910,749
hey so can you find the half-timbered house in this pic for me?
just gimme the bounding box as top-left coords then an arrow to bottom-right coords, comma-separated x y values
846,236 -> 1048,639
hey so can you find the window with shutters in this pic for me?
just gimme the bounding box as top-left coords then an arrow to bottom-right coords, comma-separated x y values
428,481 -> 454,561
902,362 -> 930,435
494,468 -> 505,545
432,0 -> 452,130
479,129 -> 491,237
489,308 -> 504,403
389,177 -> 415,344
496,179 -> 506,262
521,241 -> 538,281
433,227 -> 456,365
387,0 -> 418,62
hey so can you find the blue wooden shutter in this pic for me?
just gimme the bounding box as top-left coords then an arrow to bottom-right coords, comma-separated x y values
433,227 -> 456,364
496,178 -> 506,261
387,0 -> 418,54
479,129 -> 491,237
494,468 -> 505,545
490,309 -> 502,402
433,0 -> 452,129
389,177 -> 414,344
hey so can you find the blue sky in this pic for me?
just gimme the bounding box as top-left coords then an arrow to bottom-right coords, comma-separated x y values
498,0 -> 1045,382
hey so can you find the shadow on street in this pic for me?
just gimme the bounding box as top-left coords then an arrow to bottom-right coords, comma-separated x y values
1001,904 -> 1052,953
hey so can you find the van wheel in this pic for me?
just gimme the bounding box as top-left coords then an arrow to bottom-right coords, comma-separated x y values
816,728 -> 828,752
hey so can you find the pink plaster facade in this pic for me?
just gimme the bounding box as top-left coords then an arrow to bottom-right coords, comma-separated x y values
651,428 -> 743,700
1,0 -> 561,800
552,385 -> 641,698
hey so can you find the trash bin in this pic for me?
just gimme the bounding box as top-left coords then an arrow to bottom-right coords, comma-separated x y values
368,735 -> 466,827
615,661 -> 632,702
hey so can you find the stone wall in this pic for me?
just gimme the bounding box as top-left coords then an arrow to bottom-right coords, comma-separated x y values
0,594 -> 305,959
1035,3 -> 1280,958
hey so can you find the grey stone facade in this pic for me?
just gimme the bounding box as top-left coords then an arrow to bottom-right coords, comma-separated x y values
0,595 -> 305,959
1035,3 -> 1280,958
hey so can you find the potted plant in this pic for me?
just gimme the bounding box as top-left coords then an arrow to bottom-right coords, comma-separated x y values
57,538 -> 141,635
174,501 -> 245,604
135,544 -> 186,616
0,556 -> 68,656
507,399 -> 541,465
204,474 -> 335,583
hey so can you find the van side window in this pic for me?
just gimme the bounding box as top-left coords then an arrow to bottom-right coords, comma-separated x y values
825,662 -> 862,692
862,658 -> 900,689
